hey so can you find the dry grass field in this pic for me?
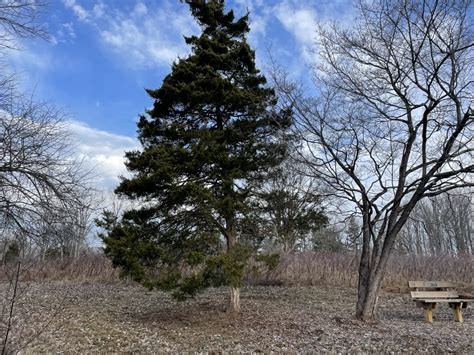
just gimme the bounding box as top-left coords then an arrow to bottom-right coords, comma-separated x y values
8,282 -> 474,353
2,252 -> 472,352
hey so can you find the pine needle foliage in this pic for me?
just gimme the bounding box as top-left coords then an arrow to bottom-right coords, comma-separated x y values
99,0 -> 291,300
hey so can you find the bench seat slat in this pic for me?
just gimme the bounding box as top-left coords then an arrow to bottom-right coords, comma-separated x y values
411,290 -> 459,299
414,299 -> 472,303
408,281 -> 456,288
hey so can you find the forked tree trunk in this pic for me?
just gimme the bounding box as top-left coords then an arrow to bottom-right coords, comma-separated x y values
356,195 -> 420,320
355,230 -> 398,320
356,265 -> 385,320
355,210 -> 388,320
229,286 -> 240,314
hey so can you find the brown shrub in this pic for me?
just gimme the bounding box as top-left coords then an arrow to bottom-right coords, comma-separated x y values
257,251 -> 474,292
2,251 -> 472,293
0,253 -> 120,283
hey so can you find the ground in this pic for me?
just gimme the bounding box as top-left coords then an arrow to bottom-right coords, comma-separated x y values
8,282 -> 474,353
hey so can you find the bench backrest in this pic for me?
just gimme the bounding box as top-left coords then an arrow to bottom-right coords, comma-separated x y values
408,281 -> 459,299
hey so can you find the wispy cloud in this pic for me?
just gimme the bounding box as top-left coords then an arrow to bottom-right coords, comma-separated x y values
63,0 -> 199,69
271,0 -> 355,72
67,121 -> 139,191
275,5 -> 318,46
62,0 -> 90,22
52,22 -> 77,45
274,2 -> 319,63
7,44 -> 54,74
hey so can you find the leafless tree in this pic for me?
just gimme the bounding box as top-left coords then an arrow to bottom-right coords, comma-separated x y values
0,97 -> 96,352
0,2 -> 97,350
0,1 -> 47,108
397,191 -> 473,255
0,0 -> 47,48
275,0 -> 474,320
257,160 -> 328,253
0,98 -> 93,239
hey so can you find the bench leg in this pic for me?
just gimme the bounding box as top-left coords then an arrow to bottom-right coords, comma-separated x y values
453,304 -> 463,323
424,304 -> 435,323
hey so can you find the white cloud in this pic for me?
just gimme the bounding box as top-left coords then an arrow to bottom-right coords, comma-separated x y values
249,14 -> 267,37
67,121 -> 139,191
133,2 -> 148,17
275,5 -> 317,45
63,22 -> 76,39
274,2 -> 318,63
62,0 -> 90,22
273,0 -> 356,65
62,0 -> 199,69
93,2 -> 105,18
101,3 -> 199,68
7,45 -> 53,72
50,22 -> 76,45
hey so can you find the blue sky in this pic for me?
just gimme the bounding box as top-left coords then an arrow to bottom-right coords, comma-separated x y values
9,0 -> 354,190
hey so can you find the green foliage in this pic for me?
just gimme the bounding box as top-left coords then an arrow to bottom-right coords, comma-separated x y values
3,241 -> 20,264
312,225 -> 345,252
255,252 -> 280,271
345,216 -> 361,250
100,0 -> 290,300
259,161 -> 329,252
43,247 -> 72,260
204,244 -> 252,287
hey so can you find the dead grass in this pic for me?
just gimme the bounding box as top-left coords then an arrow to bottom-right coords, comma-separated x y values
0,254 -> 120,283
9,282 -> 474,353
262,251 -> 474,292
3,252 -> 472,352
4,251 -> 473,293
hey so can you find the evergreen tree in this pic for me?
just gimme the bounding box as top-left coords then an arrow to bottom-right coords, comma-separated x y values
100,0 -> 291,313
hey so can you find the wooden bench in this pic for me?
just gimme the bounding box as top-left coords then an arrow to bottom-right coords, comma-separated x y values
409,281 -> 473,323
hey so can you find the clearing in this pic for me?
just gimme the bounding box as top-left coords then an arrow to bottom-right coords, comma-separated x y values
9,282 -> 474,352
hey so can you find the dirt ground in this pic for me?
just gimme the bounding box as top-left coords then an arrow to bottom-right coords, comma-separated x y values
6,282 -> 474,353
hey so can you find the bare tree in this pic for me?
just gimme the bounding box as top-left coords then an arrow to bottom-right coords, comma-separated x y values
0,97 -> 96,352
275,0 -> 474,320
0,1 -> 47,108
396,191 -> 473,255
0,2 -> 97,350
258,160 -> 328,253
0,98 -> 92,239
0,0 -> 47,47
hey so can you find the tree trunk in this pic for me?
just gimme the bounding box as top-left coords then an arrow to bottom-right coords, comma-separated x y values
225,220 -> 240,314
229,286 -> 240,314
355,266 -> 384,320
356,211 -> 374,319
356,232 -> 396,320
